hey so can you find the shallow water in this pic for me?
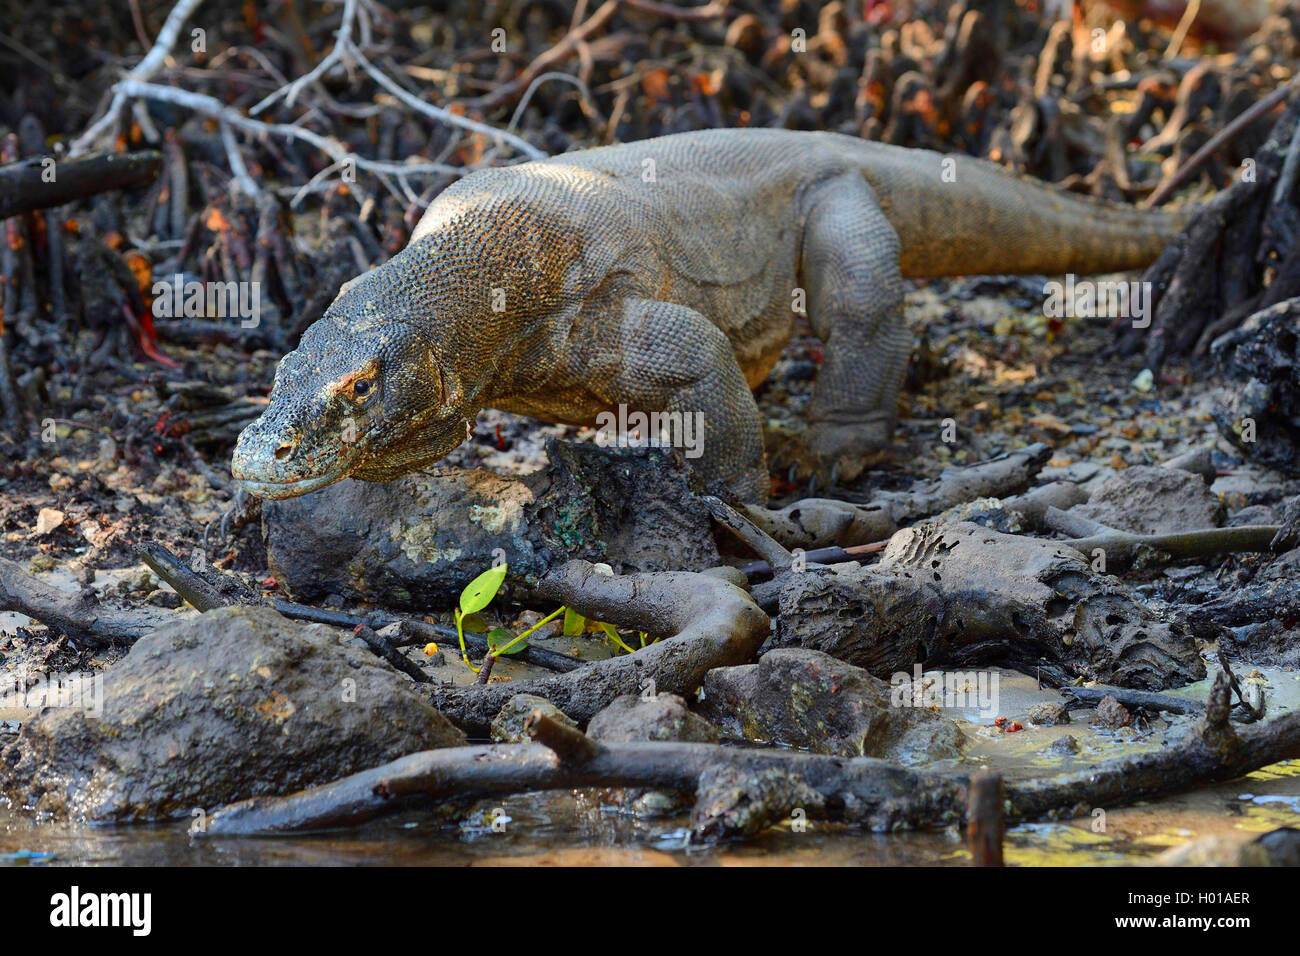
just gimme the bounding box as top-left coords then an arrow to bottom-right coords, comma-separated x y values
3,664 -> 1297,866
2,762 -> 1298,866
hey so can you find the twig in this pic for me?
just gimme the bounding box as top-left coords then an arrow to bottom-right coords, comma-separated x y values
71,0 -> 208,154
353,624 -> 430,683
1146,77 -> 1300,207
1163,0 -> 1200,61
340,39 -> 546,160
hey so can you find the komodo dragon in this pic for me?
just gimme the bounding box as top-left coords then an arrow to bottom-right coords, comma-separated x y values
232,128 -> 1187,503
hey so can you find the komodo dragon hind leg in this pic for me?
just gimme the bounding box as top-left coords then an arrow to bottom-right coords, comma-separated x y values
604,297 -> 768,503
792,173 -> 910,484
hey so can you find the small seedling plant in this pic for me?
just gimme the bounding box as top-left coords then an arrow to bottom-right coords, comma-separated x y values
453,562 -> 651,674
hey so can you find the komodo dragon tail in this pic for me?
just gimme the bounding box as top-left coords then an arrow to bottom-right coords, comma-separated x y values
859,147 -> 1191,279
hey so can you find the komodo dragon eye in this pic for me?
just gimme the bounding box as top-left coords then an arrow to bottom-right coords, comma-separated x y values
353,379 -> 372,398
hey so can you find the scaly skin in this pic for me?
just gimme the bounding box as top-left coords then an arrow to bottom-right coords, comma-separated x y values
232,129 -> 1188,503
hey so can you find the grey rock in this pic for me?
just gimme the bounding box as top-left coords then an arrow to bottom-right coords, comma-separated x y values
700,648 -> 966,763
0,606 -> 463,822
1070,465 -> 1224,534
489,694 -> 576,742
587,693 -> 718,743
1028,702 -> 1071,726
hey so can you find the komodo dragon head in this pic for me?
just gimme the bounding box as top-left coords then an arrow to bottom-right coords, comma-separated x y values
231,265 -> 477,499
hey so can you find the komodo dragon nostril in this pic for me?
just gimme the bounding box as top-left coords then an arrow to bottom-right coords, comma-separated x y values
274,442 -> 295,461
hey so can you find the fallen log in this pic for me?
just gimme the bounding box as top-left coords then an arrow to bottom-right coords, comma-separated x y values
0,556 -> 172,648
205,671 -> 1300,839
203,712 -> 966,836
0,151 -> 162,219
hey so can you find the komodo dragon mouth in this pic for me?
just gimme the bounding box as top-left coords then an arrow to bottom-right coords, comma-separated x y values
230,471 -> 349,500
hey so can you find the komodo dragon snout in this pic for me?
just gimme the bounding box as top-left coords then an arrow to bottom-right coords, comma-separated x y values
232,289 -> 475,499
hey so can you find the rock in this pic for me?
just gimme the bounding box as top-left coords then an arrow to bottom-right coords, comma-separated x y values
489,694 -> 576,743
1028,702 -> 1071,726
1226,504 -> 1279,527
876,522 -> 1205,690
1212,299 -> 1300,475
1069,465 -> 1225,534
699,648 -> 966,763
1161,448 -> 1216,484
1047,734 -> 1080,755
771,522 -> 1205,690
1093,694 -> 1132,729
771,563 -> 934,676
584,693 -> 718,817
0,606 -> 464,822
263,439 -> 720,610
587,693 -> 718,744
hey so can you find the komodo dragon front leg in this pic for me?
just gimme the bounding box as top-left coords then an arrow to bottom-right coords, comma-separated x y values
579,296 -> 768,502
793,174 -> 910,483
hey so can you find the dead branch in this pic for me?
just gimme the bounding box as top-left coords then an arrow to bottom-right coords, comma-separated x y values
203,725 -> 965,836
71,0 -> 208,154
0,557 -> 172,648
203,670 -> 1300,838
1146,76 -> 1299,207
1059,683 -> 1205,715
702,494 -> 793,570
746,442 -> 1053,549
0,152 -> 162,219
464,0 -> 729,113
1061,525 -> 1279,569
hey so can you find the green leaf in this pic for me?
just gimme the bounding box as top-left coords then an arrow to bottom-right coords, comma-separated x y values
460,612 -> 489,633
488,628 -> 527,655
562,607 -> 586,637
460,564 -> 507,615
599,621 -> 636,655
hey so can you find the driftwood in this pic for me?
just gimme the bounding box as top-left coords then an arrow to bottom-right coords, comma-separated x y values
204,671 -> 1300,838
0,151 -> 162,219
1058,683 -> 1205,715
0,556 -> 172,648
426,560 -> 770,735
746,443 -> 1053,550
204,711 -> 966,836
